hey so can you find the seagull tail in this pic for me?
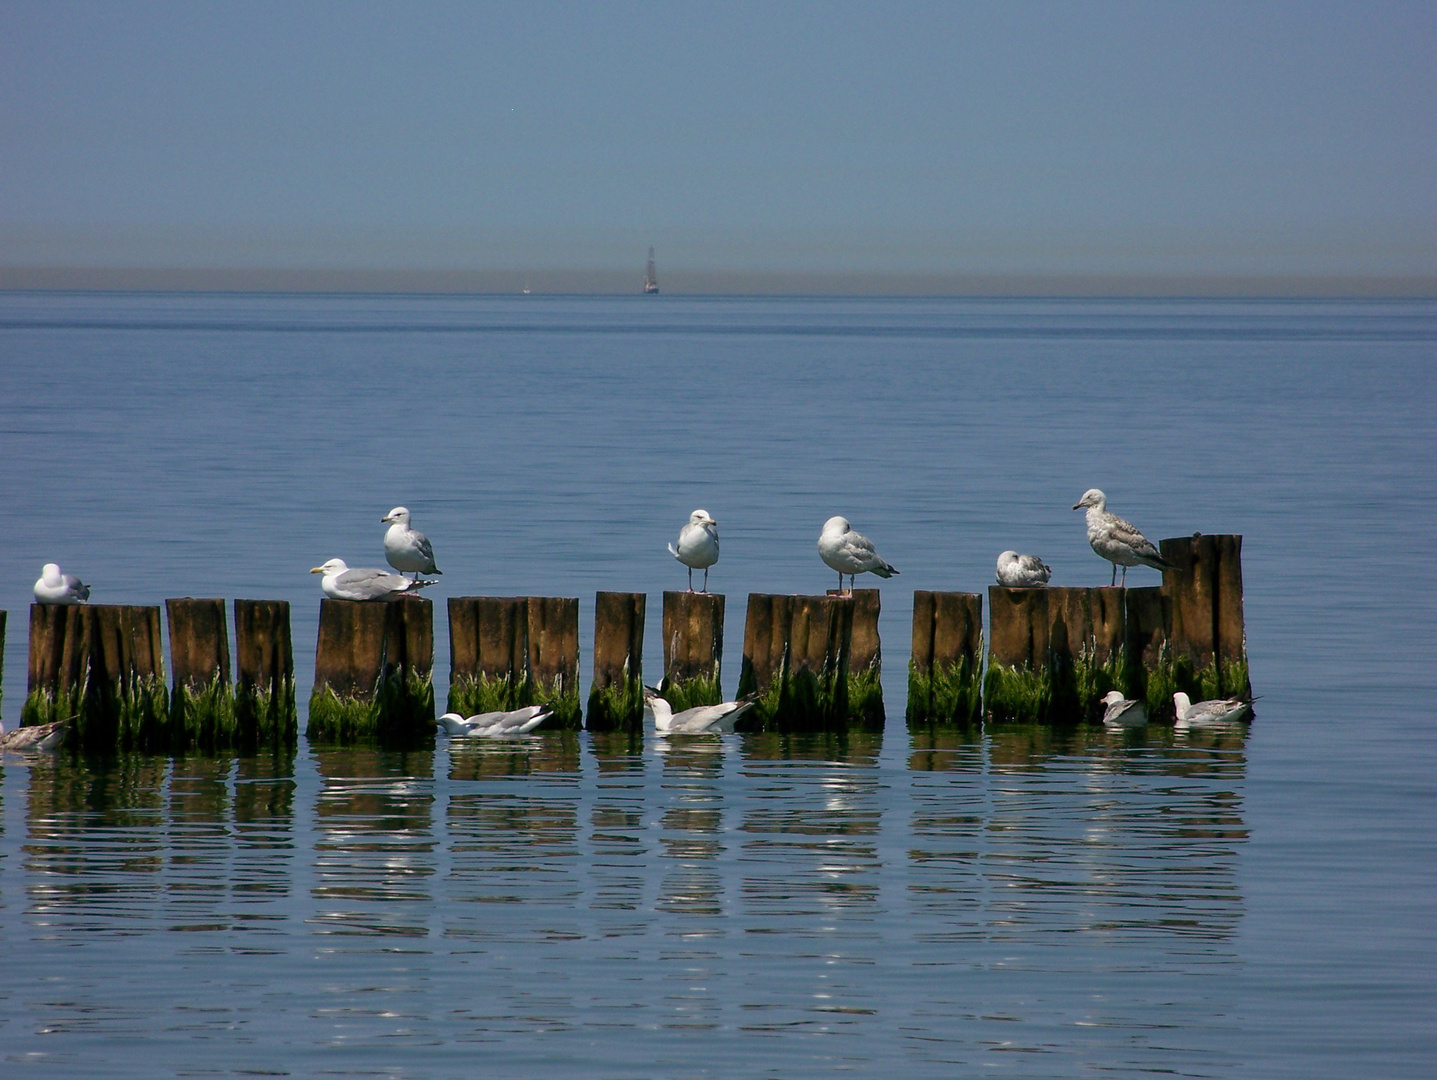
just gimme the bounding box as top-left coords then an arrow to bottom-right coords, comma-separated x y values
870,561 -> 898,579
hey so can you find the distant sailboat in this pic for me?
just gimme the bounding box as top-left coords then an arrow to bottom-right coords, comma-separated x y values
643,247 -> 659,294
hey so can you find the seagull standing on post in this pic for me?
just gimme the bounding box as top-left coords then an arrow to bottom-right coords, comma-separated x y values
818,516 -> 898,594
1072,489 -> 1171,587
668,509 -> 719,593
382,507 -> 442,581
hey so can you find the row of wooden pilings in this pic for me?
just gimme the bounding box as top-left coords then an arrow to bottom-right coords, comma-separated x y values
9,535 -> 1250,751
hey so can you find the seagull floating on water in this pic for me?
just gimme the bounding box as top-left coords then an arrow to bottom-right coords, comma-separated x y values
643,686 -> 753,735
667,509 -> 719,592
1100,690 -> 1148,728
310,558 -> 435,601
34,563 -> 90,605
382,507 -> 442,580
437,706 -> 552,738
1073,489 -> 1172,587
1173,691 -> 1255,730
0,717 -> 68,752
818,516 -> 898,594
996,550 -> 1052,588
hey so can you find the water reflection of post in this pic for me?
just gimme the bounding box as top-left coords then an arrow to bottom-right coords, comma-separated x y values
165,756 -> 233,930
233,750 -> 297,921
21,754 -> 170,930
913,723 -> 1249,949
588,731 -> 649,921
310,748 -> 436,938
657,740 -> 726,917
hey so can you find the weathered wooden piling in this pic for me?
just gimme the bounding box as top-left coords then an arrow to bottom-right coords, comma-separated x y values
448,596 -> 530,715
660,591 -> 725,711
166,598 -> 234,750
586,592 -> 646,731
829,588 -> 884,726
234,599 -> 296,750
24,604 -> 169,751
907,591 -> 983,725
985,587 -> 1052,722
528,596 -> 582,728
446,596 -> 581,728
1045,587 -> 1127,723
737,594 -> 853,730
1123,586 -> 1172,718
307,597 -> 434,745
1160,534 -> 1251,707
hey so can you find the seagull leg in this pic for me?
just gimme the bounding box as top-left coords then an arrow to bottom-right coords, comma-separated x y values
1110,563 -> 1117,587
687,566 -> 695,593
1120,565 -> 1128,588
701,567 -> 709,593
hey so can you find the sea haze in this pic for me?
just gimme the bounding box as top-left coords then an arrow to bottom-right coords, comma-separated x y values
1,292 -> 1433,1078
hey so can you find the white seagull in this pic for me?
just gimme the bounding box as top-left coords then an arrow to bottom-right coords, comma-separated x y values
382,507 -> 442,580
0,717 -> 68,752
818,516 -> 898,594
643,686 -> 754,735
996,550 -> 1052,588
667,509 -> 720,592
310,558 -> 435,601
437,706 -> 552,738
1100,690 -> 1148,728
1073,489 -> 1172,587
1173,691 -> 1255,730
34,563 -> 90,605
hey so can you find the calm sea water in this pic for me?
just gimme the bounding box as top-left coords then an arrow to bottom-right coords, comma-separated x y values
0,292 -> 1433,1077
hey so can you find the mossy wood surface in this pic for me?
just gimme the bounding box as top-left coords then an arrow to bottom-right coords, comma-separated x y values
661,591 -> 725,709
907,591 -> 982,725
527,597 -> 581,728
1160,534 -> 1251,700
25,603 -> 169,751
737,594 -> 853,731
307,597 -> 434,746
167,598 -> 235,750
828,589 -> 884,726
234,599 -> 296,750
447,596 -> 581,727
586,592 -> 645,731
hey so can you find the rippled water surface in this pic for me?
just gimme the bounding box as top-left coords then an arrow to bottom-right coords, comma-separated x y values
1,293 -> 1433,1077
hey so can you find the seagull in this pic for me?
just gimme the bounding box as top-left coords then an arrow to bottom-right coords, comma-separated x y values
310,559 -> 435,601
667,509 -> 719,592
818,516 -> 898,594
1100,690 -> 1148,728
437,706 -> 552,738
34,563 -> 90,605
1072,489 -> 1172,587
1173,691 -> 1255,729
643,686 -> 754,735
382,507 -> 442,580
996,550 -> 1052,588
0,717 -> 68,752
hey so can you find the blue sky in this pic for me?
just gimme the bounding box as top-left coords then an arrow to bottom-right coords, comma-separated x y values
1,1 -> 1432,290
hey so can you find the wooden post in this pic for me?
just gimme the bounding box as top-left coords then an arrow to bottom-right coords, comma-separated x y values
830,588 -> 884,727
1045,587 -> 1126,723
737,594 -> 853,731
166,598 -> 233,751
1123,586 -> 1171,719
308,596 -> 434,745
587,592 -> 645,731
528,597 -> 581,728
907,591 -> 982,726
233,599 -> 296,751
1161,534 -> 1251,704
985,587 -> 1050,722
24,604 -> 169,751
660,591 -> 725,711
447,597 -> 529,715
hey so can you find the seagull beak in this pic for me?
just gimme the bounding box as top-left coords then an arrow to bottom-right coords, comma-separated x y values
310,566 -> 324,574
381,515 -> 393,523
1071,502 -> 1083,510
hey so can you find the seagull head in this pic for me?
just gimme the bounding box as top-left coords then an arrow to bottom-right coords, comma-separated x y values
821,515 -> 850,536
997,550 -> 1019,566
311,558 -> 349,576
689,509 -> 717,527
40,563 -> 64,586
1073,489 -> 1106,511
382,507 -> 410,525
1101,690 -> 1127,706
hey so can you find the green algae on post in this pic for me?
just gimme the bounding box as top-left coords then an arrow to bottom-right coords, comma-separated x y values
587,592 -> 645,731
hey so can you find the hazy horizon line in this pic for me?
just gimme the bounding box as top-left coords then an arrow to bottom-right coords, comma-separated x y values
2,266 -> 1433,299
